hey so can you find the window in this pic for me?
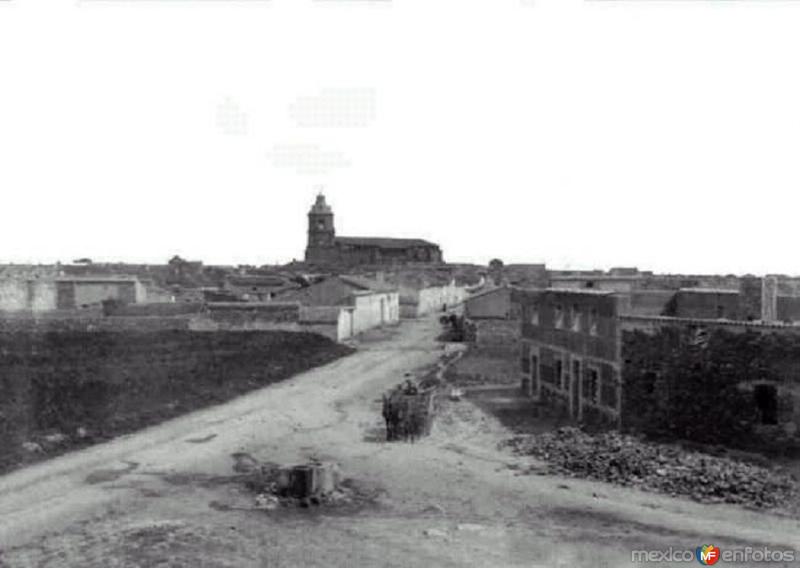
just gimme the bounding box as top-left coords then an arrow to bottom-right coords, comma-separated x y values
585,367 -> 599,404
571,304 -> 581,332
529,304 -> 539,325
754,384 -> 778,425
589,308 -> 599,336
554,304 -> 564,329
555,358 -> 564,390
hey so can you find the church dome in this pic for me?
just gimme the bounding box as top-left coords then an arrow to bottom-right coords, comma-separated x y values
309,193 -> 332,214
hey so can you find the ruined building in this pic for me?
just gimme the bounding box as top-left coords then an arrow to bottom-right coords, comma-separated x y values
304,193 -> 443,266
510,287 -> 800,451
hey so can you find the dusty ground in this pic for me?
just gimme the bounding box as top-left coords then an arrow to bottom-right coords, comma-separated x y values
1,317 -> 800,567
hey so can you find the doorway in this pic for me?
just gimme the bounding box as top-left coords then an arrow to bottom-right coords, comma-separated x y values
571,359 -> 581,420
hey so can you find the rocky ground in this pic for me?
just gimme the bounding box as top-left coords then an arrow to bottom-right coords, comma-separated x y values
1,318 -> 800,567
503,427 -> 797,509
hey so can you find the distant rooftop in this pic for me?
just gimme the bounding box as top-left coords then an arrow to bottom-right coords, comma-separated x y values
550,274 -> 644,281
335,236 -> 438,249
678,287 -> 738,294
227,275 -> 288,287
513,286 -> 617,296
55,275 -> 140,283
543,287 -> 617,296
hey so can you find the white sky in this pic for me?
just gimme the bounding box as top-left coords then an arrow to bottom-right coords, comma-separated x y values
2,0 -> 800,275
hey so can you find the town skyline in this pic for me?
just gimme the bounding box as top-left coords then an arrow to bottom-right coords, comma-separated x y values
4,0 -> 800,274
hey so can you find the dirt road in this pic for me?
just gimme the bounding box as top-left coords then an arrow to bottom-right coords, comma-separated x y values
2,318 -> 800,567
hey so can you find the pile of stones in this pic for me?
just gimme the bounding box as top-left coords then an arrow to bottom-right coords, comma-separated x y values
504,427 -> 796,508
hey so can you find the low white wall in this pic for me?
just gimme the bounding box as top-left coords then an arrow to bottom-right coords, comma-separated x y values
300,306 -> 352,341
351,292 -> 399,334
400,282 -> 468,318
0,279 -> 57,311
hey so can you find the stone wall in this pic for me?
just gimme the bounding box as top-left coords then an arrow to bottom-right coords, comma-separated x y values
621,325 -> 800,452
106,302 -> 205,317
193,302 -> 301,331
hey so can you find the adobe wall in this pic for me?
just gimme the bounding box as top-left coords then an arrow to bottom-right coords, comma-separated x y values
71,281 -> 138,308
299,306 -> 352,342
778,296 -> 800,322
350,292 -> 400,334
0,280 -> 57,311
401,283 -> 468,318
464,287 -> 511,319
619,290 -> 675,317
188,303 -> 353,342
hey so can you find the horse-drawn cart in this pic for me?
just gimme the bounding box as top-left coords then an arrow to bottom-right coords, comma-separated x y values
381,380 -> 436,442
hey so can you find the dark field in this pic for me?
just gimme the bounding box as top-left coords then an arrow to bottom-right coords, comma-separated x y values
0,330 -> 353,475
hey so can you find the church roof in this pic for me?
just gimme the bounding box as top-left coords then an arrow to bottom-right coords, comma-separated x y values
335,236 -> 439,249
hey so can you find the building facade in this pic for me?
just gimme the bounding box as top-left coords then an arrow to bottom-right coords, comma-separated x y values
514,288 -> 623,426
304,193 -> 443,266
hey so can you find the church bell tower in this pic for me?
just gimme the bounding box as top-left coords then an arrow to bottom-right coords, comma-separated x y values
305,192 -> 336,262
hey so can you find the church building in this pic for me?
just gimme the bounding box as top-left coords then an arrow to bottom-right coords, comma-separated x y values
304,194 -> 443,266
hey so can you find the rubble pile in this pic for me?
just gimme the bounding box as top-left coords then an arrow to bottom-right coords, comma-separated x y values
505,427 -> 796,508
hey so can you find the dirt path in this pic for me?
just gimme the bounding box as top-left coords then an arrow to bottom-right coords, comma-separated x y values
2,318 -> 800,567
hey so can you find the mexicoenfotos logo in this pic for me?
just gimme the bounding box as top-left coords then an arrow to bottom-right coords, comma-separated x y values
632,545 -> 796,564
696,544 -> 720,565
